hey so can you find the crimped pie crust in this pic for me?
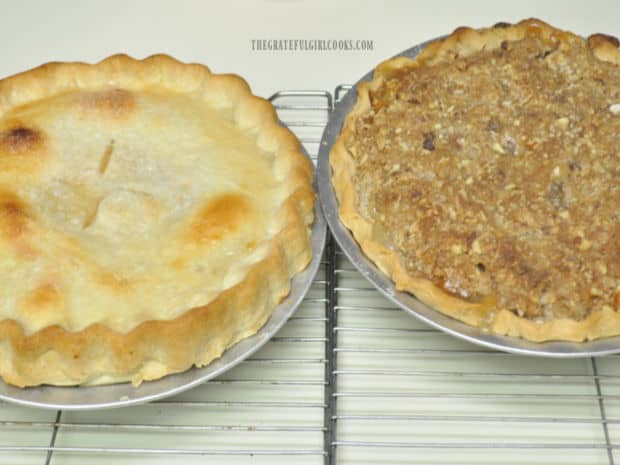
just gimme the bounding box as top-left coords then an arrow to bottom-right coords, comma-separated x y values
331,19 -> 620,342
0,54 -> 314,387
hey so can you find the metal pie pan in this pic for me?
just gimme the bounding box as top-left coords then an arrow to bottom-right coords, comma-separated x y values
317,38 -> 620,358
0,156 -> 327,410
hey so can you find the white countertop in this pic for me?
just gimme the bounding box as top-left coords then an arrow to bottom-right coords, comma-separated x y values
2,0 -> 619,97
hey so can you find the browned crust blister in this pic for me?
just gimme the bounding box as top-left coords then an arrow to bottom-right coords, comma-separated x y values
330,18 -> 620,343
0,54 -> 315,387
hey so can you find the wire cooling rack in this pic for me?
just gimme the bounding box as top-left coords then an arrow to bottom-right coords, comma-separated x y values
1,88 -> 619,465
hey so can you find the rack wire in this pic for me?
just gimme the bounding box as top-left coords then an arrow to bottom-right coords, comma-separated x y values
1,89 -> 619,465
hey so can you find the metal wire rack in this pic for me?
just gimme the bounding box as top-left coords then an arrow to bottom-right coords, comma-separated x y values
1,88 -> 619,465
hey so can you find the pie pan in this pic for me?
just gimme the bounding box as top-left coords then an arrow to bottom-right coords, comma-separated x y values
0,147 -> 327,410
317,38 -> 620,358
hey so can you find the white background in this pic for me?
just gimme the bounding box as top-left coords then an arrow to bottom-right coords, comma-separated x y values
1,0 -> 619,98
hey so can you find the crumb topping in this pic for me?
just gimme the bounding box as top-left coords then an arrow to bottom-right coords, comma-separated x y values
349,36 -> 620,321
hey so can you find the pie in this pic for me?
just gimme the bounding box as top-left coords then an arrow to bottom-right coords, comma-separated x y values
331,19 -> 620,342
0,54 -> 315,387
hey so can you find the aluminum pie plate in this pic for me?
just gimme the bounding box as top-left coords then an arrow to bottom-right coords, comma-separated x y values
317,38 -> 620,358
0,159 -> 327,410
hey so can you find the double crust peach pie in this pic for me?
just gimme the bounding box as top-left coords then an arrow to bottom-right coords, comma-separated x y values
331,19 -> 620,342
0,54 -> 314,387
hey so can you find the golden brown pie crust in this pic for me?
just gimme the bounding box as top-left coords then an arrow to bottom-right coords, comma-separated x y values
0,54 -> 315,387
331,19 -> 620,342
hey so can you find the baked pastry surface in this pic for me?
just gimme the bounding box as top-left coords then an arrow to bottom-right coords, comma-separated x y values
0,54 -> 314,387
331,19 -> 620,342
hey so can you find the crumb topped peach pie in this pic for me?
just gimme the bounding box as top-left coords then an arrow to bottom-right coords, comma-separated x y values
0,54 -> 314,387
331,19 -> 620,342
